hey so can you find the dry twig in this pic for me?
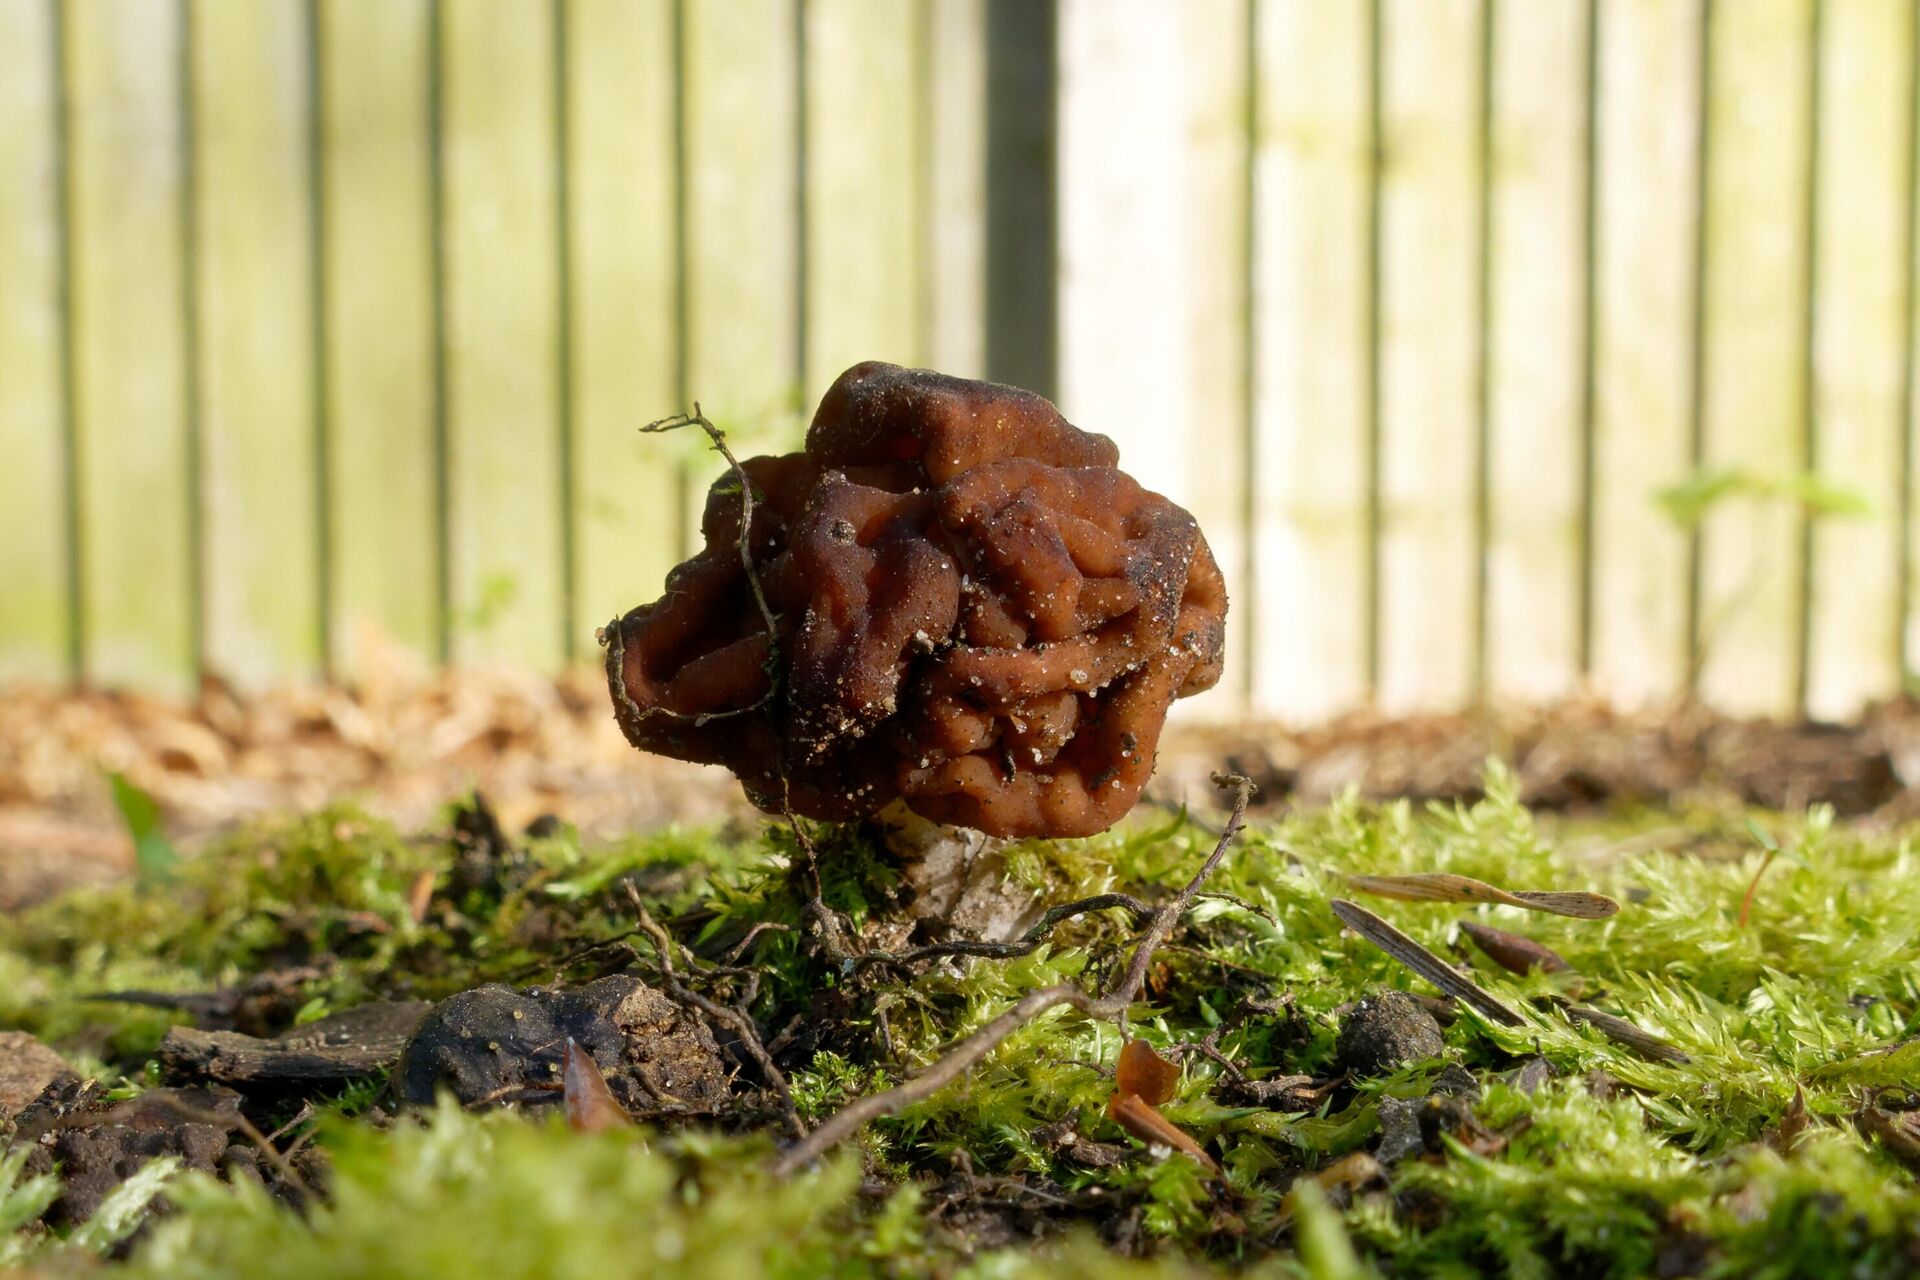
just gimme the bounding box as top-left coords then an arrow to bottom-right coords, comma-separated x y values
624,884 -> 806,1139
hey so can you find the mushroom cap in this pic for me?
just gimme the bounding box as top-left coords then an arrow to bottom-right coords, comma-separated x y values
604,362 -> 1227,839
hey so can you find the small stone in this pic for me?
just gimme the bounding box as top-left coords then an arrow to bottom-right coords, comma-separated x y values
0,1031 -> 74,1124
394,976 -> 729,1117
1336,991 -> 1447,1078
1374,1095 -> 1426,1164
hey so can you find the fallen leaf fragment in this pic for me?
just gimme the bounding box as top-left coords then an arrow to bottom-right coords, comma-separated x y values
1330,899 -> 1524,1027
1346,872 -> 1619,919
1115,1037 -> 1181,1106
1106,1039 -> 1217,1172
1458,920 -> 1568,975
562,1038 -> 628,1134
1547,999 -> 1691,1065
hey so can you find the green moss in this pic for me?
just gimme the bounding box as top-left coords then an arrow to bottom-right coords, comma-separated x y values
4,771 -> 1919,1276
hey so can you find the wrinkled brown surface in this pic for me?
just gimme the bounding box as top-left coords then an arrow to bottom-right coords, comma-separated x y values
605,362 -> 1229,838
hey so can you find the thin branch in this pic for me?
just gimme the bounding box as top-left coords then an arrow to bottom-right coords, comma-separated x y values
772,774 -> 1254,1176
610,406 -> 779,728
625,883 -> 805,1140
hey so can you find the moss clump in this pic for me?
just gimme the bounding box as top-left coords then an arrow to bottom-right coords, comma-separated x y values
3,768 -> 1918,1276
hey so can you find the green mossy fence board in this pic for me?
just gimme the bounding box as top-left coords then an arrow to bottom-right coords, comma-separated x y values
1487,0 -> 1584,703
1179,0 -> 1255,717
1807,0 -> 1907,718
805,0 -> 924,390
321,0 -> 440,674
4,0 -> 1920,725
1250,0 -> 1373,722
1591,0 -> 1697,704
441,0 -> 564,668
0,0 -> 69,683
1378,0 -> 1478,712
684,0 -> 802,460
68,0 -> 196,695
567,0 -> 682,648
925,0 -> 986,379
193,0 -> 323,687
1697,0 -> 1814,716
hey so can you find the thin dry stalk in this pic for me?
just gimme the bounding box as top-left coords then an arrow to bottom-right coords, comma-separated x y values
1329,898 -> 1524,1027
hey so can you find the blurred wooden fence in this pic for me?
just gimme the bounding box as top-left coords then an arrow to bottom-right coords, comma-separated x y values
3,0 -> 1918,726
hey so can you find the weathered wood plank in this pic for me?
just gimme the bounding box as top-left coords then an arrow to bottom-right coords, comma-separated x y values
193,0 -> 322,687
684,0 -> 801,460
0,0 -> 69,683
322,0 -> 439,674
1058,0 -> 1192,533
68,0 -> 195,693
1250,0 -> 1371,721
805,0 -> 921,390
1486,0 -> 1584,704
925,0 -> 986,379
1807,0 -> 1906,718
567,0 -> 681,646
1179,0 -> 1253,719
1377,0 -> 1478,712
440,0 -> 563,666
1696,0 -> 1814,715
1590,0 -> 1697,705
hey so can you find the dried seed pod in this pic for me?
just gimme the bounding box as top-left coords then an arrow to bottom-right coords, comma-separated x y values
1346,873 -> 1619,920
1458,920 -> 1569,975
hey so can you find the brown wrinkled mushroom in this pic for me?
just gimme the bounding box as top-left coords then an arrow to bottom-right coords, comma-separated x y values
602,362 -> 1227,839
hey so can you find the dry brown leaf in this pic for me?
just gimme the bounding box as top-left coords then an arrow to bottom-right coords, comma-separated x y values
562,1038 -> 628,1134
1115,1038 -> 1181,1107
1106,1039 -> 1215,1172
1346,872 -> 1619,920
1107,1093 -> 1218,1173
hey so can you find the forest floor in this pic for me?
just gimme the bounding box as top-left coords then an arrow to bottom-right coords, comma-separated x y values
1,681 -> 1918,1277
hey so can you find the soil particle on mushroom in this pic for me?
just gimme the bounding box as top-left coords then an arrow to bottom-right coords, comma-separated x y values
1336,991 -> 1447,1078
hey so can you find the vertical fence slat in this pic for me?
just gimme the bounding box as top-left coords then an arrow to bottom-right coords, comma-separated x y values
68,0 -> 195,693
1058,1 -> 1193,527
440,0 -> 563,667
684,0 -> 801,452
1590,0 -> 1698,706
323,0 -> 437,674
195,0 -> 323,687
1807,0 -> 1907,719
1181,0 -> 1255,717
804,0 -> 921,392
568,0 -> 681,646
1250,0 -> 1371,721
1695,0 -> 1816,715
1486,0 -> 1584,704
1376,0 -> 1478,712
925,0 -> 986,378
0,0 -> 68,682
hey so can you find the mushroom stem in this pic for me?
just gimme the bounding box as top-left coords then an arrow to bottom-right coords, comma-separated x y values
872,802 -> 1042,943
